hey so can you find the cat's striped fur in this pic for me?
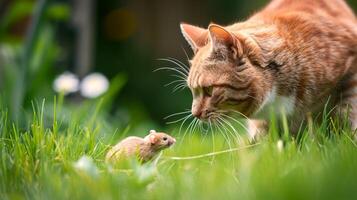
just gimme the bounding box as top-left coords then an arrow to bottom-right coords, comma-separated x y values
180,0 -> 357,138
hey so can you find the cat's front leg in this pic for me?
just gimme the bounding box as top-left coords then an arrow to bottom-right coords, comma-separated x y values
247,119 -> 268,140
341,76 -> 357,131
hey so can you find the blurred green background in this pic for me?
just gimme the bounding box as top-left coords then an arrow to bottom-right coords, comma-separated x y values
1,1 -> 357,199
0,0 -> 356,127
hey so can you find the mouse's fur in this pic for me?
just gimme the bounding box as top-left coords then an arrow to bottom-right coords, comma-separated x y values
105,130 -> 176,163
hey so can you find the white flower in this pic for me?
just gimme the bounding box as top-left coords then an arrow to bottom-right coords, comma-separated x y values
277,140 -> 284,152
74,155 -> 98,176
53,72 -> 79,94
80,73 -> 109,98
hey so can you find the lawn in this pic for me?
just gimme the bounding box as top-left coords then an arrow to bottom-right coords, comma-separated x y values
1,99 -> 357,200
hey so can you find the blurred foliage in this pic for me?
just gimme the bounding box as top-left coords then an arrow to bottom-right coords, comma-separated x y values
0,0 -> 134,130
1,0 -> 356,126
0,0 -> 62,124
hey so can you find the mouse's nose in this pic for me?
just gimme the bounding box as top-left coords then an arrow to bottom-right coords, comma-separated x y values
168,138 -> 176,146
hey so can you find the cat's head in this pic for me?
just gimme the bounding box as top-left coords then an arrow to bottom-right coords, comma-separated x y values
180,23 -> 275,121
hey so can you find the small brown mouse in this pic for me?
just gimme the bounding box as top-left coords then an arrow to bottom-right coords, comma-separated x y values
105,130 -> 176,163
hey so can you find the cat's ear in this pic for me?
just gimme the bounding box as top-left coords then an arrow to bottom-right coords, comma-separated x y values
208,24 -> 268,66
208,24 -> 243,57
208,24 -> 237,50
208,24 -> 234,45
180,23 -> 208,52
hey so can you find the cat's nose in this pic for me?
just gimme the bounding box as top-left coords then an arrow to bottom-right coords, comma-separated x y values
192,109 -> 203,119
192,109 -> 209,120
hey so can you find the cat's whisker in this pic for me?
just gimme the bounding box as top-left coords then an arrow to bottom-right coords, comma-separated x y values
179,114 -> 193,134
211,120 -> 217,150
223,111 -> 251,132
154,67 -> 188,79
172,83 -> 187,92
169,74 -> 187,81
219,116 -> 242,142
208,118 -> 213,133
183,118 -> 198,142
179,117 -> 196,146
164,110 -> 191,119
215,118 -> 233,150
156,58 -> 189,75
197,120 -> 202,133
184,117 -> 196,135
220,112 -> 250,133
188,118 -> 196,135
214,110 -> 248,131
220,109 -> 250,120
201,121 -> 210,133
219,118 -> 236,145
181,47 -> 191,68
166,57 -> 190,73
199,121 -> 209,145
166,114 -> 192,124
173,82 -> 187,88
164,79 -> 187,87
159,57 -> 189,74
189,118 -> 200,140
208,111 -> 246,142
190,118 -> 200,134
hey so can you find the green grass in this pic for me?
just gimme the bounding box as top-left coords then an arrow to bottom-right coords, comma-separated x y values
1,100 -> 357,200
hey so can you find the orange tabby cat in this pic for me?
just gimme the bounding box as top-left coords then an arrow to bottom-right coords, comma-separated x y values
180,0 -> 357,138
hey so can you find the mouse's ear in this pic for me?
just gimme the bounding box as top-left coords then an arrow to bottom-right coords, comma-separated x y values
148,134 -> 158,145
149,130 -> 156,134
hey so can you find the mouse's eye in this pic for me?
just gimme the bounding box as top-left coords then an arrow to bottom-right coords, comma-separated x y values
163,137 -> 168,141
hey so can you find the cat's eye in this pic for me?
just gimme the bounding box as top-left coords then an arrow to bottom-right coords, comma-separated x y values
203,86 -> 213,97
238,60 -> 246,66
